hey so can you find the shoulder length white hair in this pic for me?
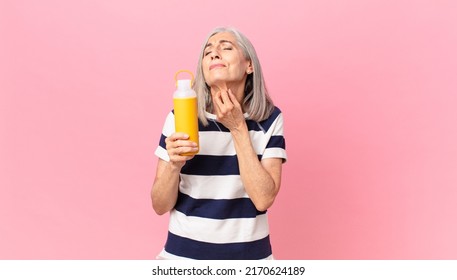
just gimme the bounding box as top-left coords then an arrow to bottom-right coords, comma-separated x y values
193,27 -> 275,126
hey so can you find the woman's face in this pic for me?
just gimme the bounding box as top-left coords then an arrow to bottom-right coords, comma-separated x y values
202,32 -> 252,89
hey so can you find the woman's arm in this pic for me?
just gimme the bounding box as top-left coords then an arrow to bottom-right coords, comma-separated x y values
231,128 -> 283,211
151,133 -> 197,215
212,89 -> 282,211
151,158 -> 180,215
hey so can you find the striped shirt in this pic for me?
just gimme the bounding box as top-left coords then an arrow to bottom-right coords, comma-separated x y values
154,107 -> 287,260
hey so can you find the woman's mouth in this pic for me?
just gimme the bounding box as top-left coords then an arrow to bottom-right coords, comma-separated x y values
209,64 -> 225,70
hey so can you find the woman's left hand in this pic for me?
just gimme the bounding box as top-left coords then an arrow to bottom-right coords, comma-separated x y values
211,89 -> 246,132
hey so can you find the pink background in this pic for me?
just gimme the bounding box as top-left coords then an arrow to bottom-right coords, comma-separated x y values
1,0 -> 457,259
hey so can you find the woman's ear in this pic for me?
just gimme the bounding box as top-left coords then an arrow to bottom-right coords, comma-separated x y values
246,61 -> 253,74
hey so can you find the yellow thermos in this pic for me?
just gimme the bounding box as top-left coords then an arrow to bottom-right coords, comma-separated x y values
173,70 -> 199,156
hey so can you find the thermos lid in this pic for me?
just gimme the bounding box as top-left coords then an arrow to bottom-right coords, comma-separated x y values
177,79 -> 192,90
175,69 -> 194,88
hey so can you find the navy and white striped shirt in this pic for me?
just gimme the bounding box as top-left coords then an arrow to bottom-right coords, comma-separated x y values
154,107 -> 287,260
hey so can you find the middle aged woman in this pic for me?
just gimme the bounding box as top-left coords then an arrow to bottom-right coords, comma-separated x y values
151,27 -> 287,260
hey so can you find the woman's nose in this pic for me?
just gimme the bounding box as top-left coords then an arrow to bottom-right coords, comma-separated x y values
210,50 -> 220,60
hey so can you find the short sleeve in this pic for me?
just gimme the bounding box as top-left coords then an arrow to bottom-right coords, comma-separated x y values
154,111 -> 175,162
262,110 -> 287,162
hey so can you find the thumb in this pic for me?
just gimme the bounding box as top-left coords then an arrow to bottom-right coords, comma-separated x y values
211,91 -> 223,114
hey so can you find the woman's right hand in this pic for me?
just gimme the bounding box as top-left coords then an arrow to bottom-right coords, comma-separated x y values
165,132 -> 198,168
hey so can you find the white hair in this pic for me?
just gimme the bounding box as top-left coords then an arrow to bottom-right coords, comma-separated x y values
193,27 -> 275,126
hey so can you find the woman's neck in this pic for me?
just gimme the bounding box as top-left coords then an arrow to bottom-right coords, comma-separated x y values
210,82 -> 245,105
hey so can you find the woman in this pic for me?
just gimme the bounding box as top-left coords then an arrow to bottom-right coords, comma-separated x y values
151,27 -> 287,260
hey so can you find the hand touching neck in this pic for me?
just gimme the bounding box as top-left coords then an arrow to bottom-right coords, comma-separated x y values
210,82 -> 245,105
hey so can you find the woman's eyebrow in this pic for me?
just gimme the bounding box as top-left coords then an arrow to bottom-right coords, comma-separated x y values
205,40 -> 234,49
219,40 -> 234,45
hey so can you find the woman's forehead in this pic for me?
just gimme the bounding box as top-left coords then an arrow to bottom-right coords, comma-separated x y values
206,32 -> 237,46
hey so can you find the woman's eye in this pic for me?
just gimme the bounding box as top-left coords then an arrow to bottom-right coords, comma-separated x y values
204,51 -> 211,56
223,47 -> 232,50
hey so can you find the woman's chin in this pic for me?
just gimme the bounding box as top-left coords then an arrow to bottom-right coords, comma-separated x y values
209,81 -> 229,91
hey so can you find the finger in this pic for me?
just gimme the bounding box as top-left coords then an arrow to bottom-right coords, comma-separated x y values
211,89 -> 221,101
220,90 -> 234,108
168,144 -> 197,160
173,145 -> 198,156
212,91 -> 224,114
166,134 -> 194,153
215,91 -> 232,114
168,132 -> 189,142
167,139 -> 197,152
227,89 -> 240,107
166,135 -> 188,150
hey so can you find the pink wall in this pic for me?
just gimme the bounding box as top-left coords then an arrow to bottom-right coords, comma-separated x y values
1,0 -> 456,259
